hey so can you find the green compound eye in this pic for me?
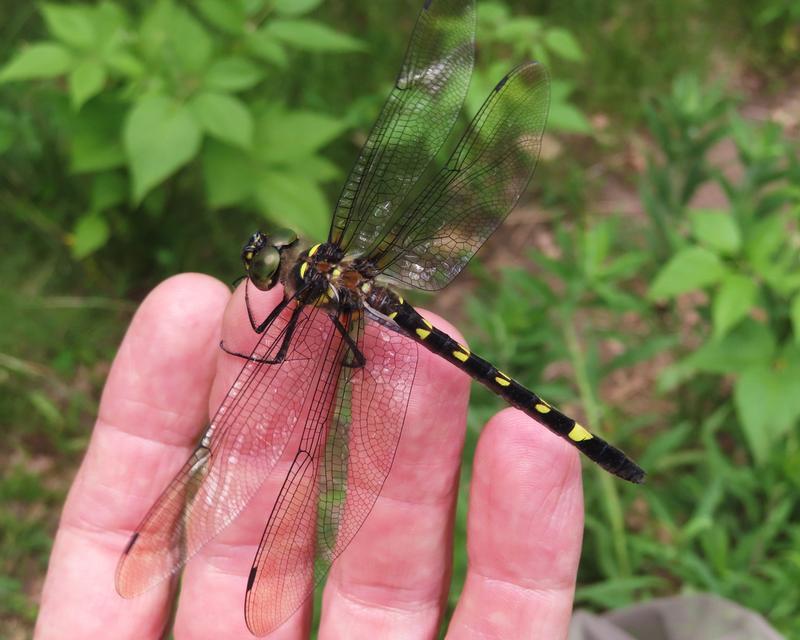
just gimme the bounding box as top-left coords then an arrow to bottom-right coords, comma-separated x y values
248,245 -> 281,291
270,228 -> 298,249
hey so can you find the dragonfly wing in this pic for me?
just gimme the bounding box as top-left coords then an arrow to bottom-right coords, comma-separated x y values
244,312 -> 418,635
115,303 -> 330,597
375,62 -> 550,290
329,0 -> 475,254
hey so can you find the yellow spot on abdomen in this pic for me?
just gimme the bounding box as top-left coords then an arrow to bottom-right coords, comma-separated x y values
415,318 -> 433,339
388,311 -> 397,320
453,344 -> 470,362
308,243 -> 321,256
568,423 -> 593,442
495,371 -> 511,387
299,262 -> 308,278
535,402 -> 551,414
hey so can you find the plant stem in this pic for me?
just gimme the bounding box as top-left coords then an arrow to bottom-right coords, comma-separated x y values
563,314 -> 631,576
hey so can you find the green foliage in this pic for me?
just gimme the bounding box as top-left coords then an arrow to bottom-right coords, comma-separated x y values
644,75 -> 800,465
0,0 -> 362,254
470,2 -> 591,134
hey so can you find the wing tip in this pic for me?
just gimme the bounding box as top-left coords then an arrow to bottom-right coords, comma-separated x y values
122,531 -> 139,555
493,61 -> 550,92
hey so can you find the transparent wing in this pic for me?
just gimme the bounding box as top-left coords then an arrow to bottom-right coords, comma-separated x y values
115,303 -> 331,597
374,62 -> 550,290
329,0 -> 475,253
244,312 -> 418,636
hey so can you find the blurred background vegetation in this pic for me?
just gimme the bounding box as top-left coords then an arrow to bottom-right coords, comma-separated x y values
1,0 -> 800,637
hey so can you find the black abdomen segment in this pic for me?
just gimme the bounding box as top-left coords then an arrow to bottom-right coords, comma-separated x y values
381,295 -> 645,483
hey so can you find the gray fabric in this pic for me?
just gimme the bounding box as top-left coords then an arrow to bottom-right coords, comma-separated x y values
568,594 -> 784,640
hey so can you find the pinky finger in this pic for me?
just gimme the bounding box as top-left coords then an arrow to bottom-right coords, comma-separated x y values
446,408 -> 584,640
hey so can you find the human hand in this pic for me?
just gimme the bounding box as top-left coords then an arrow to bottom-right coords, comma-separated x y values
35,274 -> 584,639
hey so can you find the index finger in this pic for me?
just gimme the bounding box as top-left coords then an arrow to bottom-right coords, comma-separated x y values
35,274 -> 230,640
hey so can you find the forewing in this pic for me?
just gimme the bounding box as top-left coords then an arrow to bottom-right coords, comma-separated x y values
244,313 -> 418,636
329,0 -> 475,253
376,62 -> 550,290
115,303 -> 330,597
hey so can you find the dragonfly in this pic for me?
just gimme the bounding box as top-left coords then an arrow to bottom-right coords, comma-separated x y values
116,0 -> 644,635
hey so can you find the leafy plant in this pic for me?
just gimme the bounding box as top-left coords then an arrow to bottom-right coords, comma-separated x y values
644,75 -> 800,465
471,1 -> 591,134
0,0 -> 363,257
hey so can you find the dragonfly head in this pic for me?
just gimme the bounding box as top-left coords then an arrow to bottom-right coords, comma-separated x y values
241,229 -> 298,291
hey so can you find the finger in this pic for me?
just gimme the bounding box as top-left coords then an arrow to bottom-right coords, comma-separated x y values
35,274 -> 231,640
173,283 -> 312,639
446,408 -> 584,640
319,311 -> 471,639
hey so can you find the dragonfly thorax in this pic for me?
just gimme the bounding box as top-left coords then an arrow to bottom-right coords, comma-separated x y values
290,242 -> 378,311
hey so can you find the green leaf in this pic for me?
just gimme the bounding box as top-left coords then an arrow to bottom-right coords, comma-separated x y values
27,390 -> 64,427
195,0 -> 245,34
792,294 -> 800,343
495,17 -> 541,41
94,2 -> 129,46
245,29 -> 288,67
124,95 -> 202,202
271,0 -> 323,16
712,274 -> 758,340
544,28 -> 584,62
204,56 -> 264,92
41,4 -> 96,49
257,109 -> 346,162
140,1 -> 211,73
202,140 -> 257,207
70,101 -> 126,173
734,347 -> 800,464
255,170 -> 330,240
547,101 -> 592,134
689,208 -> 742,255
0,43 -> 73,82
69,59 -> 106,110
266,19 -> 364,52
90,172 -> 126,211
190,91 -> 253,150
106,49 -> 144,77
687,320 -> 775,374
171,6 -> 213,73
71,213 -> 110,259
285,155 -> 340,182
648,246 -> 728,299
746,215 -> 786,272
547,80 -> 591,134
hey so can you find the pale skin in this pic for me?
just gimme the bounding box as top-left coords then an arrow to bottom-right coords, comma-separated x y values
35,273 -> 585,639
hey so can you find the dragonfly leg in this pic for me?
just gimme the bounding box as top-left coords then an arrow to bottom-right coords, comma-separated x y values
220,303 -> 303,365
248,282 -> 292,334
329,315 -> 365,369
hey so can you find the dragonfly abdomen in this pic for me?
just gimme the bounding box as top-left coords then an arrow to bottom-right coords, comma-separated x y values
381,294 -> 645,484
